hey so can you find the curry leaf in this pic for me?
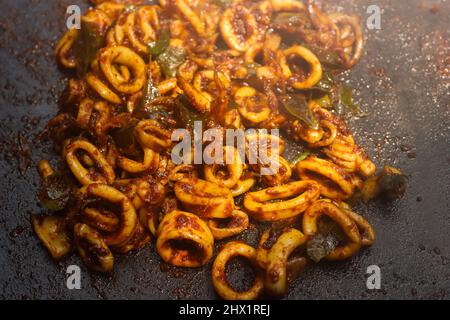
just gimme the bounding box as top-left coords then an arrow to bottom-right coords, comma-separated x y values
38,172 -> 73,211
148,32 -> 170,57
280,94 -> 319,130
290,149 -> 311,166
74,20 -> 104,77
335,85 -> 367,117
156,46 -> 186,78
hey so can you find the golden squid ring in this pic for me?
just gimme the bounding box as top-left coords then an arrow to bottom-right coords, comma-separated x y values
203,146 -> 244,189
207,210 -> 249,240
168,164 -> 198,182
245,132 -> 285,165
74,223 -> 114,273
177,75 -> 212,113
117,147 -> 160,174
124,6 -> 159,55
174,178 -> 235,219
135,119 -> 172,152
78,183 -> 137,247
114,179 -> 166,210
283,45 -> 323,89
156,210 -> 214,267
234,87 -> 271,124
38,159 -> 55,179
212,241 -> 264,300
259,155 -> 292,187
157,78 -> 178,95
308,120 -> 338,148
338,202 -> 375,247
303,200 -> 361,260
243,180 -> 320,221
99,46 -> 147,94
96,2 -> 125,20
55,29 -> 78,69
265,228 -> 307,297
82,207 -> 119,233
174,0 -> 206,37
64,139 -> 115,185
295,156 -> 355,200
270,0 -> 306,12
113,221 -> 151,254
32,215 -> 71,261
230,175 -> 256,197
85,72 -> 122,104
220,6 -> 259,52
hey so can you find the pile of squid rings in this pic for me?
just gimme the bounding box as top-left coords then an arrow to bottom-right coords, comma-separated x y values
34,0 -> 384,300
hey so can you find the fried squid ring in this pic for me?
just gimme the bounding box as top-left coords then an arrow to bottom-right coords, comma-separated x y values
173,0 -> 212,37
283,45 -> 322,89
220,6 -> 259,52
64,139 -> 115,185
230,174 -> 256,197
38,159 -> 55,179
99,46 -> 146,94
265,228 -> 307,297
270,0 -> 306,12
74,223 -> 114,273
308,120 -> 337,148
259,155 -> 292,187
212,241 -> 264,300
295,156 -> 355,200
124,6 -> 160,55
117,147 -> 160,174
338,202 -> 375,247
168,164 -> 198,182
82,207 -> 119,233
135,119 -> 172,152
203,146 -> 244,189
85,72 -> 123,104
329,13 -> 363,68
303,200 -> 361,260
32,215 -> 72,260
114,178 -> 166,210
177,75 -> 212,113
55,29 -> 78,69
113,220 -> 151,254
78,183 -> 137,247
323,135 -> 376,178
234,87 -> 271,124
174,178 -> 235,218
156,210 -> 214,267
208,210 -> 249,240
243,180 -> 320,221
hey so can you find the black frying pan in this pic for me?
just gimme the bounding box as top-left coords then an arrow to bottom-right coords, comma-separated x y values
0,0 -> 449,299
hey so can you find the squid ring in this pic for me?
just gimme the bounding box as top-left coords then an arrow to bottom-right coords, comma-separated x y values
135,119 -> 172,152
74,223 -> 114,273
270,0 -> 306,12
113,221 -> 151,254
220,6 -> 259,52
234,87 -> 271,124
168,164 -> 198,182
64,139 -> 115,185
230,175 -> 256,197
174,0 -> 206,36
156,210 -> 214,267
283,45 -> 323,89
203,146 -> 244,189
85,72 -> 122,104
78,183 -> 137,247
338,202 -> 375,247
55,29 -> 78,69
208,210 -> 249,240
243,180 -> 320,221
124,6 -> 159,55
174,178 -> 235,218
99,46 -> 147,94
265,228 -> 307,297
296,156 -> 355,200
117,147 -> 160,174
303,200 -> 361,260
82,207 -> 119,233
212,241 -> 264,300
308,120 -> 338,148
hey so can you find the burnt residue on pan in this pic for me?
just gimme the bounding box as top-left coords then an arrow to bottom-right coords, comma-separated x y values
0,0 -> 449,299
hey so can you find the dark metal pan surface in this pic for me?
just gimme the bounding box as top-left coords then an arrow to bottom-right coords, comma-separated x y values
0,0 -> 449,299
